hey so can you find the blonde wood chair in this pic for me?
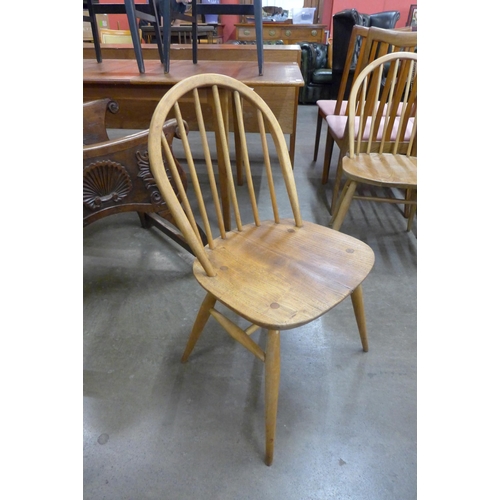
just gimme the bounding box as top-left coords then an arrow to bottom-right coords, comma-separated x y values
324,27 -> 418,213
330,52 -> 417,232
147,73 -> 375,466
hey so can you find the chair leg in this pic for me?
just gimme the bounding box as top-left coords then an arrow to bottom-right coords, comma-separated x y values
331,180 -> 356,231
313,110 -> 323,162
350,285 -> 369,352
162,0 -> 172,72
403,188 -> 411,218
330,151 -> 345,214
254,0 -> 264,76
181,292 -> 217,363
264,329 -> 280,466
322,133 -> 334,185
406,191 -> 417,232
86,1 -> 102,63
124,0 -> 146,74
330,178 -> 348,222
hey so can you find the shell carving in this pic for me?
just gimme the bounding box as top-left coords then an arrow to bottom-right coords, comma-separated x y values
136,149 -> 171,207
83,161 -> 132,210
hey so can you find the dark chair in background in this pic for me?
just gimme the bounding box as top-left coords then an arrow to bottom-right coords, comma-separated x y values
162,0 -> 264,75
83,0 -> 164,74
298,9 -> 400,105
298,42 -> 331,104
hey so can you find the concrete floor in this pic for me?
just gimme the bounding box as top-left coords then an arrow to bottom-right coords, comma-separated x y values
83,103 -> 417,499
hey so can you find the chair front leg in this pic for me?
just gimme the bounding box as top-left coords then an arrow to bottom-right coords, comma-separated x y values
264,329 -> 280,466
350,285 -> 369,352
314,110 -> 323,162
322,132 -> 334,184
406,190 -> 417,232
330,150 -> 345,214
331,180 -> 356,231
181,292 -> 217,363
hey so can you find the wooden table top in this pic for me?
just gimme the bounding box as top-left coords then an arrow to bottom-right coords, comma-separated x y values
83,59 -> 304,88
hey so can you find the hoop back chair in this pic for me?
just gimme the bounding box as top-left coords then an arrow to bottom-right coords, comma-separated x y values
161,0 -> 264,75
324,27 -> 417,213
147,73 -> 375,465
330,52 -> 417,232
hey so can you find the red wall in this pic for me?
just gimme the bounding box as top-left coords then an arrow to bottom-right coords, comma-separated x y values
98,0 -> 414,41
100,0 -> 148,30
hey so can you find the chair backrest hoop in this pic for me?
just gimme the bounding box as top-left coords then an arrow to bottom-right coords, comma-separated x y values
347,51 -> 417,157
148,73 -> 303,277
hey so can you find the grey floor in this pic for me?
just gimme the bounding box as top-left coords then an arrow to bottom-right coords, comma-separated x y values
83,103 -> 417,499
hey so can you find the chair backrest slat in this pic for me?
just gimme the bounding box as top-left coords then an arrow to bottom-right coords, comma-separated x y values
212,85 -> 243,232
361,27 -> 417,69
334,25 -> 369,115
173,100 -> 215,249
348,52 -> 417,159
193,88 -> 227,241
257,109 -> 280,223
232,90 -> 260,226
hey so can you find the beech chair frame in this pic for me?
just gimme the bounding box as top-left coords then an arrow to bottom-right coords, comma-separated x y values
329,51 -> 417,232
323,27 -> 417,213
147,73 -> 375,465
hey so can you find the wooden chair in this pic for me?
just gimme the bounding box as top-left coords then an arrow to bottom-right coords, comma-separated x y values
161,0 -> 264,75
147,73 -> 375,465
83,98 -> 196,253
313,25 -> 370,170
330,52 -> 417,232
324,27 -> 417,213
83,0 -> 163,74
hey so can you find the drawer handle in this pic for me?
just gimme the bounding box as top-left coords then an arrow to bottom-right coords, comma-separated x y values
269,29 -> 276,36
311,30 -> 318,36
285,30 -> 291,37
243,29 -> 251,36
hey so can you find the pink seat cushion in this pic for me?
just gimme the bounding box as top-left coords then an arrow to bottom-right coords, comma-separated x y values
317,100 -> 348,117
318,100 -> 404,119
326,114 -> 414,142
